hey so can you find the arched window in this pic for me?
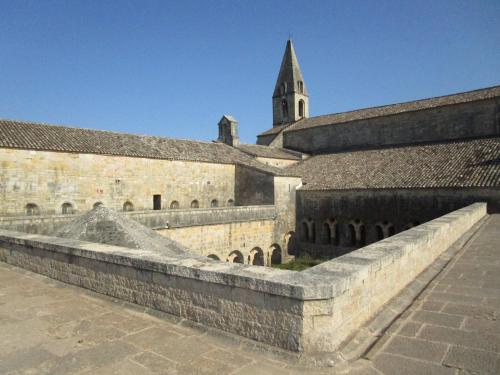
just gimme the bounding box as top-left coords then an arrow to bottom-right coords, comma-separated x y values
25,203 -> 39,216
270,244 -> 282,265
61,202 -> 74,215
281,99 -> 288,119
375,225 -> 384,241
170,201 -> 179,209
93,202 -> 103,209
207,254 -> 220,261
298,100 -> 305,117
348,224 -> 357,246
280,82 -> 287,95
359,224 -> 366,246
388,225 -> 396,237
210,199 -> 218,208
123,201 -> 134,212
298,80 -> 304,93
227,250 -> 244,264
321,222 -> 331,244
190,200 -> 199,208
227,199 -> 235,206
250,247 -> 264,266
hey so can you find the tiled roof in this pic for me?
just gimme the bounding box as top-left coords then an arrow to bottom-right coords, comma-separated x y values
258,85 -> 500,137
0,119 -> 299,177
236,144 -> 302,160
285,137 -> 500,190
257,124 -> 292,137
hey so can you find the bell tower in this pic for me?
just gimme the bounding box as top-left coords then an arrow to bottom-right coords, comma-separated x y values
272,39 -> 309,126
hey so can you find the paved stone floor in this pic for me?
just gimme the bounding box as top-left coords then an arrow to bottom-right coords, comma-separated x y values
0,215 -> 499,374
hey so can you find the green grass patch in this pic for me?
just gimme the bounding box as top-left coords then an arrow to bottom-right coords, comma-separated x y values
272,254 -> 329,271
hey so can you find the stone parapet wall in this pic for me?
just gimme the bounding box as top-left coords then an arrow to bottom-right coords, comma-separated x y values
0,203 -> 486,353
0,205 -> 276,235
126,205 -> 276,229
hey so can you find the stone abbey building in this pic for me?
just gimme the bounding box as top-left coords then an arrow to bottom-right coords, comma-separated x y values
0,40 -> 499,264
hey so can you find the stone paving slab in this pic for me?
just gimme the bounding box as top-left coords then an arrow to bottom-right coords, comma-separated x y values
362,214 -> 500,375
0,214 -> 499,374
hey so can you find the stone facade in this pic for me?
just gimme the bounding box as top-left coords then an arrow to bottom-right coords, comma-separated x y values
0,148 -> 235,216
283,96 -> 500,154
295,188 -> 499,257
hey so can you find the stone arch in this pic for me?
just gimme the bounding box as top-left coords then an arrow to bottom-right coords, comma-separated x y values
348,223 -> 357,246
269,244 -> 282,265
170,201 -> 179,209
227,199 -> 235,206
25,203 -> 40,216
227,250 -> 244,264
321,222 -> 331,244
61,202 -> 74,215
190,200 -> 199,208
249,247 -> 264,266
284,231 -> 298,256
210,199 -> 219,208
93,202 -> 104,209
207,254 -> 220,261
376,221 -> 395,240
123,201 -> 134,212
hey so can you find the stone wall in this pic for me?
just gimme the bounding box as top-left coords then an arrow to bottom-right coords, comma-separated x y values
256,156 -> 299,168
283,97 -> 500,154
0,148 -> 235,216
0,206 -> 275,234
234,165 -> 274,206
0,203 -> 486,353
157,220 -> 275,264
295,188 -> 499,258
0,206 -> 285,264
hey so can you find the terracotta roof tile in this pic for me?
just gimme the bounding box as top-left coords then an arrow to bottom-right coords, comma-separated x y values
0,119 -> 299,177
285,137 -> 500,190
236,144 -> 302,160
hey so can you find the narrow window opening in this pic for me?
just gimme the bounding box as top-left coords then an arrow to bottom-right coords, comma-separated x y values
153,195 -> 161,210
281,99 -> 288,119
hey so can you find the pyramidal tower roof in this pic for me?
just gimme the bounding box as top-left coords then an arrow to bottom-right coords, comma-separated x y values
273,39 -> 307,97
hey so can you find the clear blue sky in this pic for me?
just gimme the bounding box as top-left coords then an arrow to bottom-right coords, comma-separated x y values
1,1 -> 499,144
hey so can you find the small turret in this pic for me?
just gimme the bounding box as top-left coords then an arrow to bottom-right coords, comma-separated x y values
217,115 -> 239,147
